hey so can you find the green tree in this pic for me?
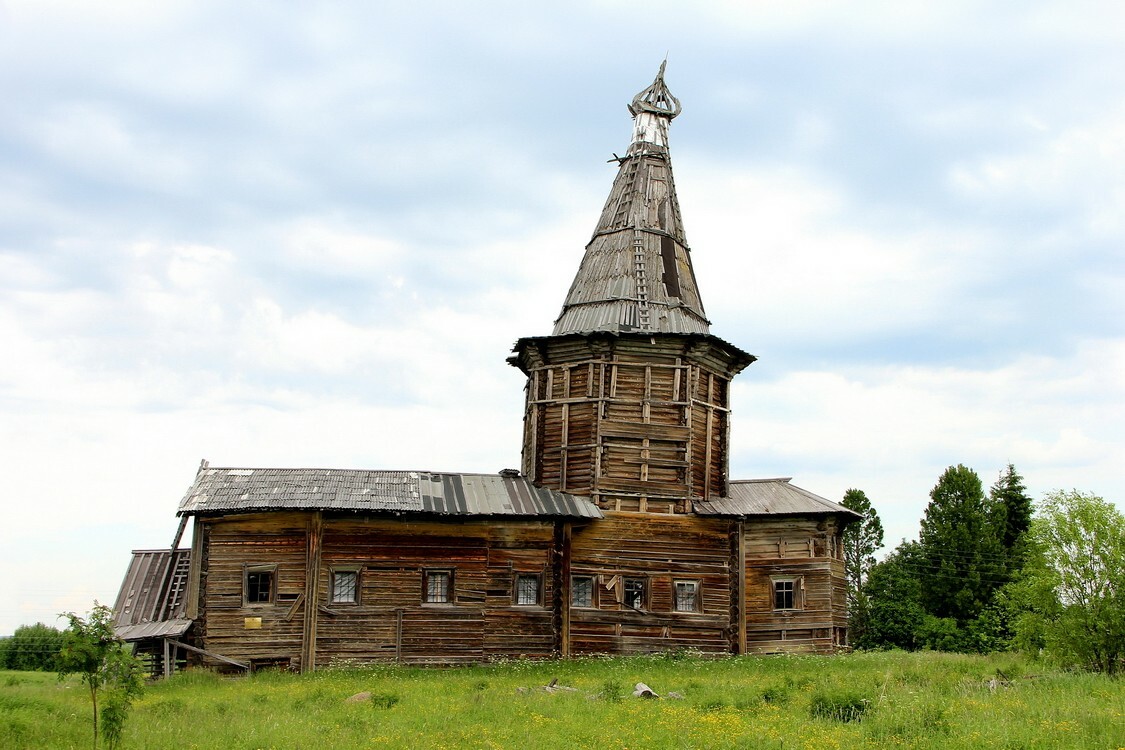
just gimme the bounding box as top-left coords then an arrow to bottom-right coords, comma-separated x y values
840,488 -> 884,644
57,603 -> 144,750
1009,490 -> 1125,674
1,623 -> 64,671
988,463 -> 1033,576
918,465 -> 1005,625
857,541 -> 926,650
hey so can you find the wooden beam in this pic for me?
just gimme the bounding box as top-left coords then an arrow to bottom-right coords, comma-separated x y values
167,639 -> 249,670
301,512 -> 323,673
184,519 -> 205,620
560,522 -> 572,658
738,520 -> 747,655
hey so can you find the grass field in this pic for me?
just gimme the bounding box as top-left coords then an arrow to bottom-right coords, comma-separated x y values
1,651 -> 1122,749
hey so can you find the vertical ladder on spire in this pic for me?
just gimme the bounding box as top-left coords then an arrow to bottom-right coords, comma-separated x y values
633,230 -> 650,330
611,156 -> 640,228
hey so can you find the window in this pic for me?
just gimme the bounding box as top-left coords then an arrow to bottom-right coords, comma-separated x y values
673,580 -> 701,612
331,570 -> 359,604
243,565 -> 276,606
514,574 -> 541,606
424,570 -> 452,604
623,577 -> 646,610
773,578 -> 802,610
571,575 -> 596,608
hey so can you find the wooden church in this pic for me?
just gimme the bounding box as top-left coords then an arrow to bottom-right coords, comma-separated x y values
113,66 -> 858,675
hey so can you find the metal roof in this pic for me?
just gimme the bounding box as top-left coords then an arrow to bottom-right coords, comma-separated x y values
552,66 -> 711,337
695,478 -> 861,519
177,468 -> 604,519
112,548 -> 192,642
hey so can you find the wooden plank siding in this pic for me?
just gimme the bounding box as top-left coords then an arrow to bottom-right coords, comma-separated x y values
192,513 -> 566,669
187,508 -> 849,668
567,512 -> 735,655
742,517 -> 848,654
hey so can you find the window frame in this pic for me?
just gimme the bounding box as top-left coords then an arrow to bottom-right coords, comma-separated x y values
243,564 -> 278,607
513,573 -> 542,607
672,579 -> 702,613
423,569 -> 454,605
622,577 -> 647,611
329,567 -> 360,605
570,575 -> 597,609
771,576 -> 803,611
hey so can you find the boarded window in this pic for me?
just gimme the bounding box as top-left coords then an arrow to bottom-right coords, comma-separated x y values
424,570 -> 452,604
515,574 -> 541,606
673,580 -> 700,612
571,576 -> 595,608
244,566 -> 276,606
624,578 -> 646,610
331,570 -> 358,604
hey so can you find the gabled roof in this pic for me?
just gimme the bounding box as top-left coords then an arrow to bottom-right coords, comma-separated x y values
177,467 -> 603,519
695,478 -> 861,519
112,548 -> 193,642
551,64 -> 710,337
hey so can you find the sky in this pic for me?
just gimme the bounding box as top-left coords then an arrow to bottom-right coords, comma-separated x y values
1,0 -> 1123,635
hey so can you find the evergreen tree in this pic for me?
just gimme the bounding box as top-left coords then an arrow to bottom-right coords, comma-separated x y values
918,464 -> 1005,625
858,541 -> 926,650
840,488 -> 884,644
988,463 -> 1033,575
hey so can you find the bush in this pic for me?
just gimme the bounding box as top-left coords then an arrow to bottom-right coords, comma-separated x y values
809,689 -> 871,722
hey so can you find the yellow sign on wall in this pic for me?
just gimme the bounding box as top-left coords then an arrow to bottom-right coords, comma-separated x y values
244,617 -> 262,629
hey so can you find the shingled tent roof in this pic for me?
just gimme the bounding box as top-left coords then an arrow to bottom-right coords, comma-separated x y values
177,467 -> 603,519
694,478 -> 861,519
551,63 -> 710,336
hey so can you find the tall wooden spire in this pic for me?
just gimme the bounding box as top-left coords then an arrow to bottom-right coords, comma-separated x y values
511,66 -> 755,513
552,63 -> 710,336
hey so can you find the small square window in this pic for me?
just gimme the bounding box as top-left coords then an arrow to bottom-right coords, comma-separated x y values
673,580 -> 700,612
571,576 -> 596,608
244,565 -> 276,606
623,578 -> 646,610
331,570 -> 358,604
773,579 -> 801,610
514,574 -> 541,606
424,570 -> 452,604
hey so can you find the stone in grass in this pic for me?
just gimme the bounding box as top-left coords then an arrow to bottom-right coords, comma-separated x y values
633,682 -> 659,698
345,691 -> 372,703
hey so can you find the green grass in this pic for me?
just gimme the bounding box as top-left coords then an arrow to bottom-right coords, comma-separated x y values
2,651 -> 1122,749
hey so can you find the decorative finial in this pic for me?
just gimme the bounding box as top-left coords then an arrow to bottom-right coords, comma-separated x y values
629,61 -> 681,120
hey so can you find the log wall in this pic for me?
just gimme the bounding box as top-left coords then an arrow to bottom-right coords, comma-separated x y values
742,516 -> 848,654
189,510 -> 851,668
518,335 -> 744,512
567,512 -> 735,655
193,513 -> 561,670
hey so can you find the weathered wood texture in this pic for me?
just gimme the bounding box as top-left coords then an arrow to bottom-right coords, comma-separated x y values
518,335 -> 745,511
193,513 -> 562,669
567,512 -> 735,655
742,517 -> 848,654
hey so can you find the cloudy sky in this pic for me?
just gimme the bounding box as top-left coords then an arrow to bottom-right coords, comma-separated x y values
2,0 -> 1123,634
